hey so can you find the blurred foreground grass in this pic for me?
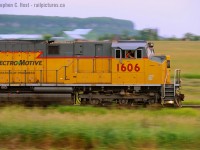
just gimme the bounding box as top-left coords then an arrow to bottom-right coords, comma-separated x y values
0,106 -> 200,149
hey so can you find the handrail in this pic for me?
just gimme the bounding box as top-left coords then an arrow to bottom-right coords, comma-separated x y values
57,60 -> 74,71
164,70 -> 168,85
56,60 -> 75,84
174,69 -> 181,96
174,69 -> 181,84
162,70 -> 168,98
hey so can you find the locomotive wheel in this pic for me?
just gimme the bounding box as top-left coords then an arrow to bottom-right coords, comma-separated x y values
118,99 -> 128,105
90,99 -> 100,105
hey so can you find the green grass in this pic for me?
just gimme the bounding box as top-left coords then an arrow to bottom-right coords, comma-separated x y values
53,105 -> 108,114
182,74 -> 200,79
183,100 -> 200,105
180,78 -> 200,101
0,106 -> 200,149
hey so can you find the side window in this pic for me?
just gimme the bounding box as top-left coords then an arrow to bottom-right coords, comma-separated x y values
136,49 -> 142,58
122,50 -> 126,58
115,49 -> 121,58
48,45 -> 59,55
95,44 -> 103,56
125,50 -> 135,58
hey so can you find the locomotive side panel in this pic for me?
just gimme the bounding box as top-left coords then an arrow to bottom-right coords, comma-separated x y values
144,55 -> 171,84
0,40 -> 171,85
144,59 -> 163,84
111,58 -> 145,84
70,42 -> 112,84
0,41 -> 46,84
45,43 -> 73,84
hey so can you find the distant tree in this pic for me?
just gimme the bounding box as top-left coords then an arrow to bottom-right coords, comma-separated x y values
193,36 -> 200,41
184,33 -> 200,41
139,28 -> 159,40
85,31 -> 99,40
166,36 -> 180,41
98,34 -> 115,41
54,31 -> 64,37
121,30 -> 131,40
43,34 -> 52,41
184,33 -> 194,40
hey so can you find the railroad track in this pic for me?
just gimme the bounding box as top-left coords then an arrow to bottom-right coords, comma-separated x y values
182,105 -> 200,108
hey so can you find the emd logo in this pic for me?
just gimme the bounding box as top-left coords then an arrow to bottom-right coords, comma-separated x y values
0,60 -> 42,66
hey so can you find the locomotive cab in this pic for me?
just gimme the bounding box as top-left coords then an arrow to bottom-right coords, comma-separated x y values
111,40 -> 170,84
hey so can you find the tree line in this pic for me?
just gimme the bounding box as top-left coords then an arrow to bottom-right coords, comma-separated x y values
98,28 -> 200,41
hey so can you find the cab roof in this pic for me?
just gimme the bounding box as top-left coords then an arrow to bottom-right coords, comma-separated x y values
112,40 -> 146,50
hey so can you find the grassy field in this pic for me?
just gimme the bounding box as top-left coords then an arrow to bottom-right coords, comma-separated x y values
154,41 -> 200,75
154,41 -> 200,102
0,106 -> 200,149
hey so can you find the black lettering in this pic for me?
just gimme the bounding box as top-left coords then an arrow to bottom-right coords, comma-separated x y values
25,61 -> 29,65
31,61 -> 35,65
14,61 -> 18,65
20,60 -> 26,65
0,60 -> 42,66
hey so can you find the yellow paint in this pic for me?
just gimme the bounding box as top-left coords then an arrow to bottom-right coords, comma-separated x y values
0,52 -> 171,85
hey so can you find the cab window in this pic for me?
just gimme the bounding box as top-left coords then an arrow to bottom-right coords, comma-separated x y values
115,49 -> 121,58
125,50 -> 135,58
136,49 -> 142,58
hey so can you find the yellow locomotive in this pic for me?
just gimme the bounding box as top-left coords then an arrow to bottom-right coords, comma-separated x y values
0,40 -> 184,106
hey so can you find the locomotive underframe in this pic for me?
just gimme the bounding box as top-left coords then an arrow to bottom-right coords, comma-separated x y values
0,85 -> 161,105
0,83 -> 183,107
74,85 -> 161,105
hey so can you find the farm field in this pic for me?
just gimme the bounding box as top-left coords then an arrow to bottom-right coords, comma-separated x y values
0,106 -> 200,150
154,41 -> 200,102
154,41 -> 200,75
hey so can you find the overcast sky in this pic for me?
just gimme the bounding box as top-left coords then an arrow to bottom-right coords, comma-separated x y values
0,0 -> 199,37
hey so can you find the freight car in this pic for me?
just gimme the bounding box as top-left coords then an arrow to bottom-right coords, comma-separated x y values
0,40 -> 184,107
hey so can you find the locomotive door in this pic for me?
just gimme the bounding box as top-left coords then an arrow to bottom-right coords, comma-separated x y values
94,44 -> 111,83
94,44 -> 103,83
95,44 -> 103,73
